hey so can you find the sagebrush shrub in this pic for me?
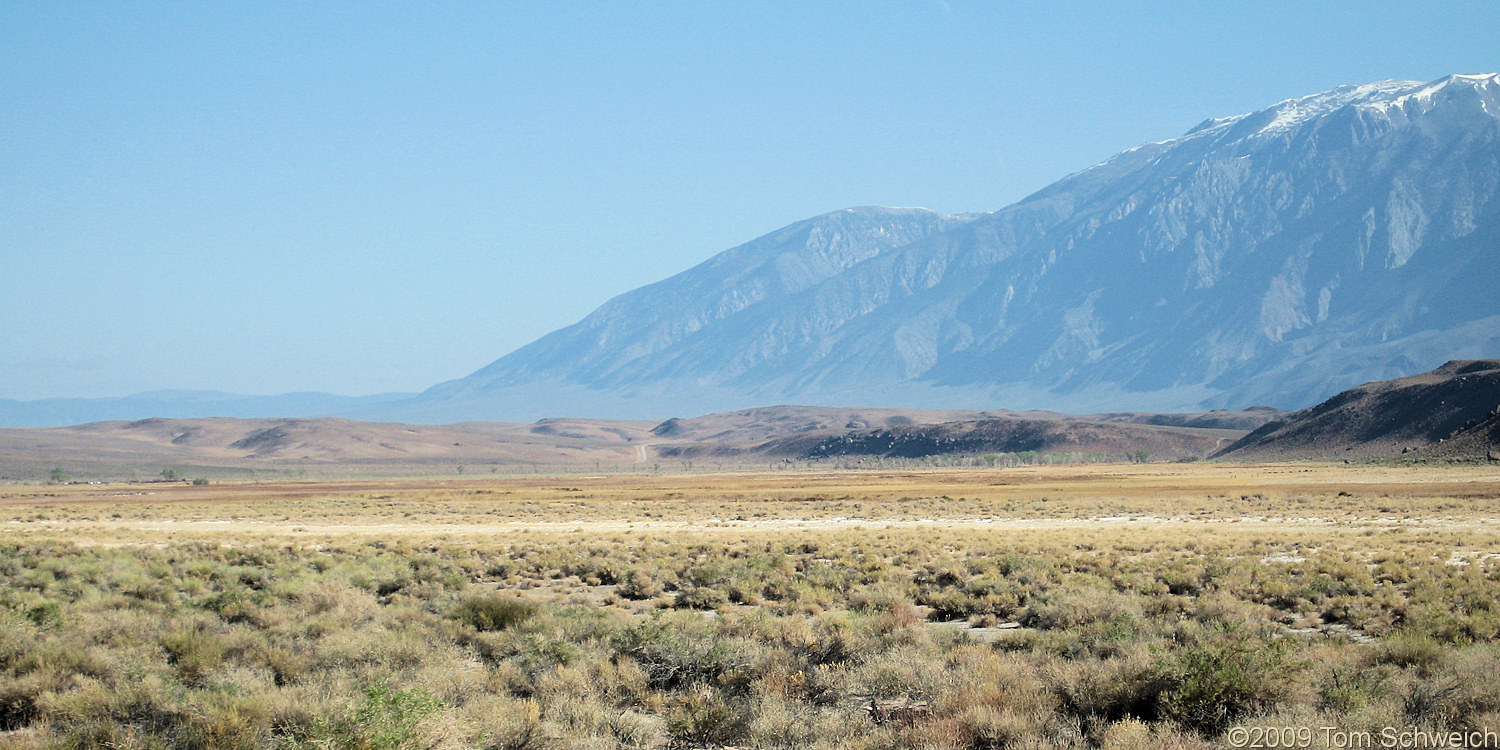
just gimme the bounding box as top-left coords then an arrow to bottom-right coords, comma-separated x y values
450,595 -> 537,632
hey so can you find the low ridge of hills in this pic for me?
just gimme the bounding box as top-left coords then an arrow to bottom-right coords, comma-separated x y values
11,359 -> 1500,476
658,417 -> 1244,462
1215,360 -> 1500,461
651,406 -> 1271,462
0,417 -> 647,472
0,405 -> 1280,480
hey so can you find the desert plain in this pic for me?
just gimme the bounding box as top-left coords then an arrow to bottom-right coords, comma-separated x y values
3,462 -> 1499,749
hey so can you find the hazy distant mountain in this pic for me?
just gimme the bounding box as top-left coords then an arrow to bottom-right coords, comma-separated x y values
0,390 -> 413,428
382,74 -> 1500,422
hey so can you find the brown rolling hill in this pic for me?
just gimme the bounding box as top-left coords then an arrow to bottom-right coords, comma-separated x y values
0,417 -> 655,479
1214,360 -> 1500,461
0,404 -> 1279,481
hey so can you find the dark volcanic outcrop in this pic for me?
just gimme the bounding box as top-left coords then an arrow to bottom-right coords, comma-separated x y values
1215,360 -> 1500,460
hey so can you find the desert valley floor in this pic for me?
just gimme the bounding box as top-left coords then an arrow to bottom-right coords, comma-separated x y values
3,463 -> 1500,749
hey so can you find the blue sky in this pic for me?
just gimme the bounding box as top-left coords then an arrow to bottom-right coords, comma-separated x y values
3,1 -> 1497,399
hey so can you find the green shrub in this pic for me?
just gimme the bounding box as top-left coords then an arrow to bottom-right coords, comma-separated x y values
612,616 -> 752,691
44,675 -> 183,748
24,599 -> 60,626
300,683 -> 443,750
0,672 -> 55,731
674,586 -> 728,610
617,570 -> 664,599
1023,589 -> 1141,631
514,634 -> 583,674
450,594 -> 537,632
1317,667 -> 1389,714
159,624 -> 225,687
1161,628 -> 1294,733
1371,633 -> 1443,670
667,687 -> 743,747
1049,648 -> 1172,722
180,694 -> 270,750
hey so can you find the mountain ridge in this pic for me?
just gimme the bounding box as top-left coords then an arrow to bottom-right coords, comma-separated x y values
399,73 -> 1500,422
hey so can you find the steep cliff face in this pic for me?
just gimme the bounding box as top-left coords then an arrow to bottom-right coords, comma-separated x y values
409,75 -> 1500,421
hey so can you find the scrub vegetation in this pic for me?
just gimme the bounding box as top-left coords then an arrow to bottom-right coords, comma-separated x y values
1,465 -> 1498,749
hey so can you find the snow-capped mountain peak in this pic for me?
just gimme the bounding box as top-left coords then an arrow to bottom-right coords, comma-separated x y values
1173,74 -> 1499,144
1248,80 -> 1418,134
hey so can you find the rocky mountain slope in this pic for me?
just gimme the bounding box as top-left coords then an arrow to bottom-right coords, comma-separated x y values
389,74 -> 1500,423
1215,360 -> 1500,460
